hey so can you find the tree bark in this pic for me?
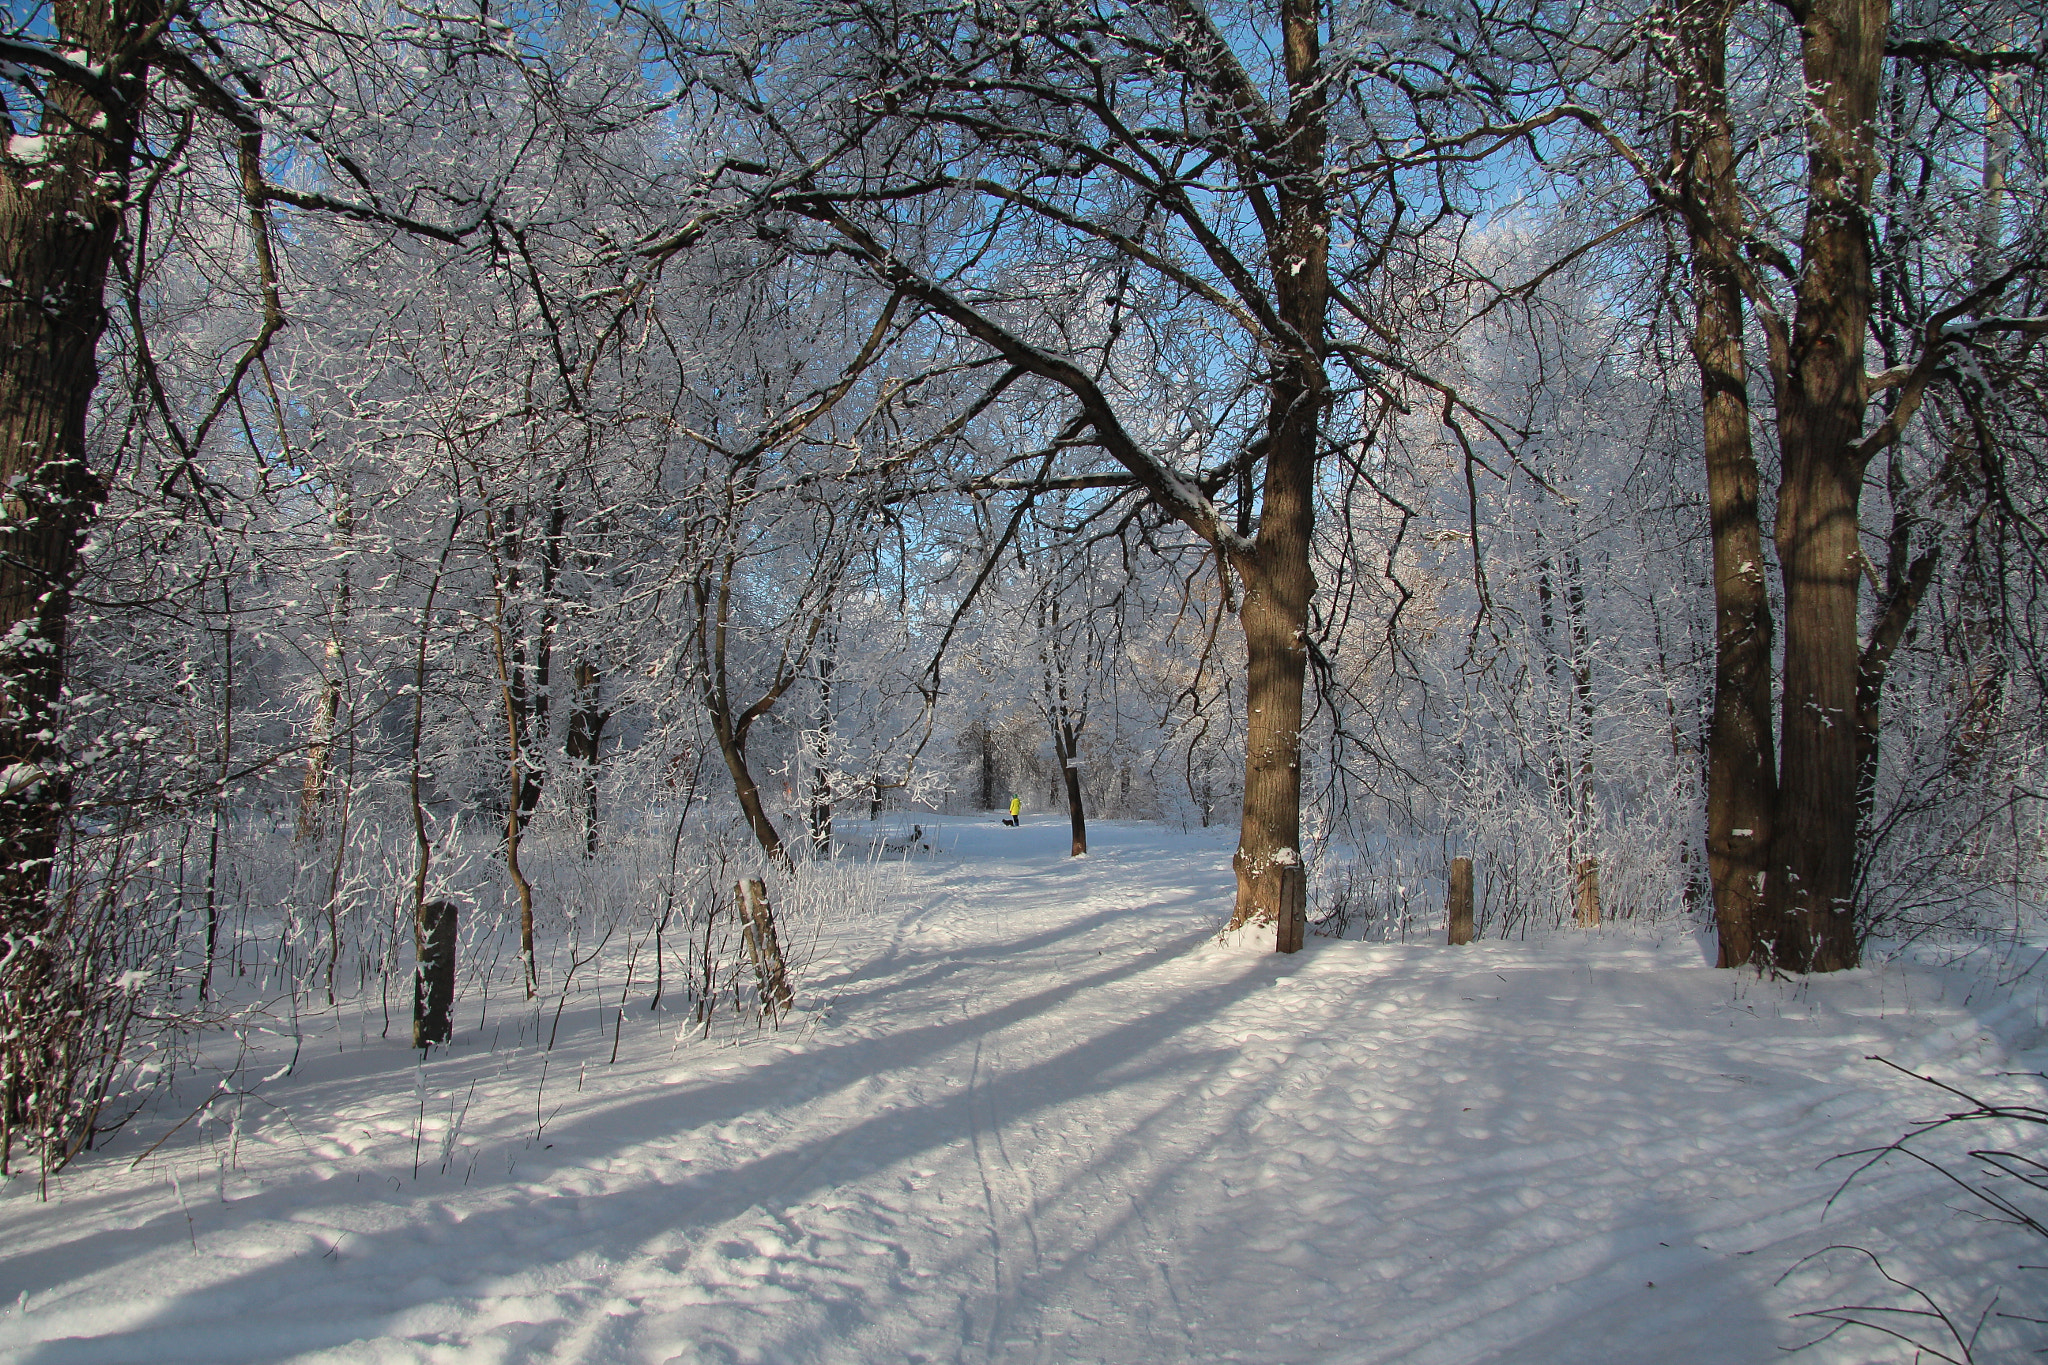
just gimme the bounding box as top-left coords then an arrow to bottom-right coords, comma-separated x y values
977,722 -> 997,812
1055,717 -> 1087,857
0,0 -> 152,1155
1040,596 -> 1088,857
1673,0 -> 1778,969
1225,0 -> 1328,946
1228,526 -> 1314,936
565,659 -> 609,856
1447,856 -> 1475,945
809,622 -> 835,856
412,899 -> 457,1049
737,878 -> 793,1017
1574,857 -> 1602,926
714,716 -> 791,869
300,667 -> 341,841
408,507 -> 464,1014
484,509 -> 540,997
1855,538 -> 1936,837
300,494 -> 351,842
1763,0 -> 1890,973
698,573 -> 793,871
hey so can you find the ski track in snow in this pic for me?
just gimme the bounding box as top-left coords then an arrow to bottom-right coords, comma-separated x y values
2,818 -> 2044,1364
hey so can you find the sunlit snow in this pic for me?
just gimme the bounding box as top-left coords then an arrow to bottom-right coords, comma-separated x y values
2,818 -> 2040,1363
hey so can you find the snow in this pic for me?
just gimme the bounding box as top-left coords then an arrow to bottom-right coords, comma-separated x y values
3,818 -> 2043,1363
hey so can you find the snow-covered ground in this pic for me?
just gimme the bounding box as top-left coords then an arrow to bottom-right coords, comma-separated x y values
2,818 -> 2043,1364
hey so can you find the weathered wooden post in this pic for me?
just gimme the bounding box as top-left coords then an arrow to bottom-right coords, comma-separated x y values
1274,864 -> 1307,953
413,898 -> 457,1048
737,878 -> 794,1016
1574,858 -> 1602,927
1448,857 -> 1474,945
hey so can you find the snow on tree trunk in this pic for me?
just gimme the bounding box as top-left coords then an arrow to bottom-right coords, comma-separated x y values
412,900 -> 457,1049
0,0 -> 149,1165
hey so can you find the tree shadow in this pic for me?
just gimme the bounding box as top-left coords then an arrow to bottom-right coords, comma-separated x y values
7,923 -> 1297,1364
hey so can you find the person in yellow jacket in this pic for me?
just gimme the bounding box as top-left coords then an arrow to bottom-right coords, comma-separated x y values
1005,795 -> 1021,826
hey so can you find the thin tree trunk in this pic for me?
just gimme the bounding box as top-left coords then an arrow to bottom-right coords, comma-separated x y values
485,510 -> 540,998
978,723 -> 996,812
1565,551 -> 1596,855
301,676 -> 340,842
1055,717 -> 1087,857
809,624 -> 835,857
1536,549 -> 1580,868
322,726 -> 353,1007
690,538 -> 833,873
200,580 -> 234,1002
524,491 -> 567,818
1040,597 -> 1087,857
300,494 -> 351,842
408,504 -> 464,1000
412,899 -> 457,1048
737,878 -> 793,1017
714,721 -> 791,870
1447,857 -> 1475,945
1855,541 -> 1937,833
565,659 -> 609,857
500,506 -> 549,820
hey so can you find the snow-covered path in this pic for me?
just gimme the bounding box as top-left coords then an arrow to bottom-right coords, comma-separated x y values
2,819 -> 2042,1363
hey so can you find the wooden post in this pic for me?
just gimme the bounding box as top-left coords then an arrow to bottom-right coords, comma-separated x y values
1448,857 -> 1474,945
412,899 -> 457,1049
1574,857 -> 1602,927
737,878 -> 794,1016
1274,864 -> 1308,953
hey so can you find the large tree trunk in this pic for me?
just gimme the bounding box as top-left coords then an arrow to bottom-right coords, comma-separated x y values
1763,0 -> 1889,973
1770,447 -> 1865,970
1697,255 -> 1778,970
1674,0 -> 1778,970
0,0 -> 151,1159
1228,508 -> 1313,936
1228,356 -> 1318,937
1226,0 -> 1327,947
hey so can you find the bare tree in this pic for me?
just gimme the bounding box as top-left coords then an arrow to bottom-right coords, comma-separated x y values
652,0 -> 1518,945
